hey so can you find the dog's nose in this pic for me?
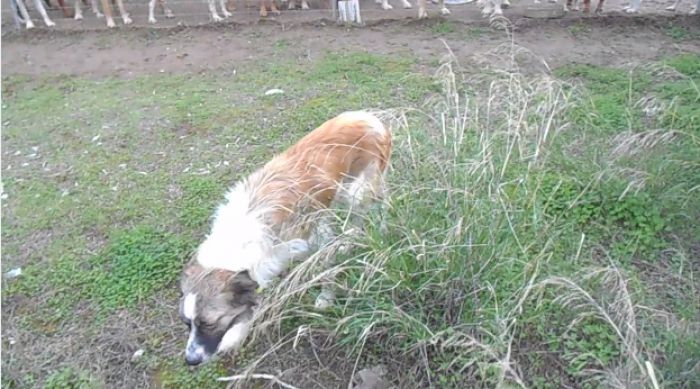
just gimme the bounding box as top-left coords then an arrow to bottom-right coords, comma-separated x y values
185,353 -> 203,366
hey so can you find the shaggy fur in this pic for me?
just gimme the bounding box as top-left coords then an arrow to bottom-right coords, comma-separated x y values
179,111 -> 392,365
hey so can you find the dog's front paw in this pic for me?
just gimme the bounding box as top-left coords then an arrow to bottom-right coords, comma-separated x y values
440,6 -> 450,14
122,14 -> 132,24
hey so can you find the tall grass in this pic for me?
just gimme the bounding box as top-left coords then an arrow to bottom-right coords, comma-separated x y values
230,47 -> 698,388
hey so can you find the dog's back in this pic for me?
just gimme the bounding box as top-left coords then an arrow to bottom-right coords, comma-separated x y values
246,111 -> 392,228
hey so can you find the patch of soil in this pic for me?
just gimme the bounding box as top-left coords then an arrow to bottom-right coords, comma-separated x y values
2,15 -> 699,79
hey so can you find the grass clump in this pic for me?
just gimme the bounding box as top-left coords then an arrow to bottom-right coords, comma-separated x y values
238,52 -> 700,388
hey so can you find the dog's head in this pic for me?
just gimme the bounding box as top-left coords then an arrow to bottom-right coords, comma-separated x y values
179,262 -> 258,366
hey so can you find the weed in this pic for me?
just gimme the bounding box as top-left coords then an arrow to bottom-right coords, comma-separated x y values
430,21 -> 456,35
44,368 -> 97,389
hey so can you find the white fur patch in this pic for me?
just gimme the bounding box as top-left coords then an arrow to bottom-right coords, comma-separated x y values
217,320 -> 252,353
338,111 -> 387,136
183,293 -> 197,321
196,183 -> 269,274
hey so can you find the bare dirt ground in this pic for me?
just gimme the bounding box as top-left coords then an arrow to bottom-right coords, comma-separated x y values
2,0 -> 700,78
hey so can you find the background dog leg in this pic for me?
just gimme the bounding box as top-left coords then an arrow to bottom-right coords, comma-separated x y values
15,0 -> 35,28
10,0 -> 23,29
114,0 -> 132,24
74,0 -> 84,19
33,0 -> 55,28
159,0 -> 174,17
218,0 -> 232,17
148,0 -> 157,22
209,0 -> 223,21
90,0 -> 103,17
100,0 -> 115,27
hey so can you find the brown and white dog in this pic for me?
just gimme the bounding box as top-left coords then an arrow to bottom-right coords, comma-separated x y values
178,111 -> 392,365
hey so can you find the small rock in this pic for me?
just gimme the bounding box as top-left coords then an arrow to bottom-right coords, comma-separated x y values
131,349 -> 145,362
4,268 -> 22,279
264,89 -> 285,96
352,365 -> 389,389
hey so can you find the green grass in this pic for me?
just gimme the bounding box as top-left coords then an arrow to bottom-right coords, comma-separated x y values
2,50 -> 699,388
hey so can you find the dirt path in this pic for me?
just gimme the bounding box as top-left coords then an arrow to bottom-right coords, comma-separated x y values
2,15 -> 700,79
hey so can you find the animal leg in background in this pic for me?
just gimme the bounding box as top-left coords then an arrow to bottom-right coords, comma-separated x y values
149,0 -> 174,23
32,0 -> 56,25
417,0 -> 449,18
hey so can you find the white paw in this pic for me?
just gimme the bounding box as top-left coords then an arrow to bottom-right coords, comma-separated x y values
665,5 -> 676,10
45,19 -> 56,27
74,13 -> 83,20
123,15 -> 132,24
222,9 -> 232,17
440,6 -> 450,14
690,7 -> 697,14
287,1 -> 295,9
534,0 -> 540,3
401,0 -> 412,8
95,11 -> 104,18
314,290 -> 335,310
106,18 -> 116,27
418,8 -> 428,17
164,9 -> 174,17
493,7 -> 502,15
374,0 -> 382,3
381,3 -> 393,9
212,13 -> 223,21
149,16 -> 157,23
286,239 -> 310,257
26,21 -> 35,29
624,7 -> 637,13
301,1 -> 309,9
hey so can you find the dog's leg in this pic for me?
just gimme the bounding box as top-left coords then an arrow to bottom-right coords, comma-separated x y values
148,0 -> 157,22
581,0 -> 590,13
624,0 -> 640,11
100,0 -> 116,27
288,0 -> 296,9
417,0 -> 427,17
269,0 -> 280,14
74,0 -> 84,18
481,0 -> 493,16
665,0 -> 681,11
15,0 -> 36,28
379,0 -> 393,9
439,0 -> 450,14
159,0 -> 174,17
210,0 -> 223,20
594,0 -> 603,13
113,0 -> 131,24
218,0 -> 232,17
259,0 -> 268,16
56,0 -> 72,17
10,0 -> 23,29
90,0 -> 103,17
32,0 -> 56,26
692,0 -> 699,14
301,0 -> 309,9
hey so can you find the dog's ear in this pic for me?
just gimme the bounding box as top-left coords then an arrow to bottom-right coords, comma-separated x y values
227,270 -> 258,306
181,261 -> 204,290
